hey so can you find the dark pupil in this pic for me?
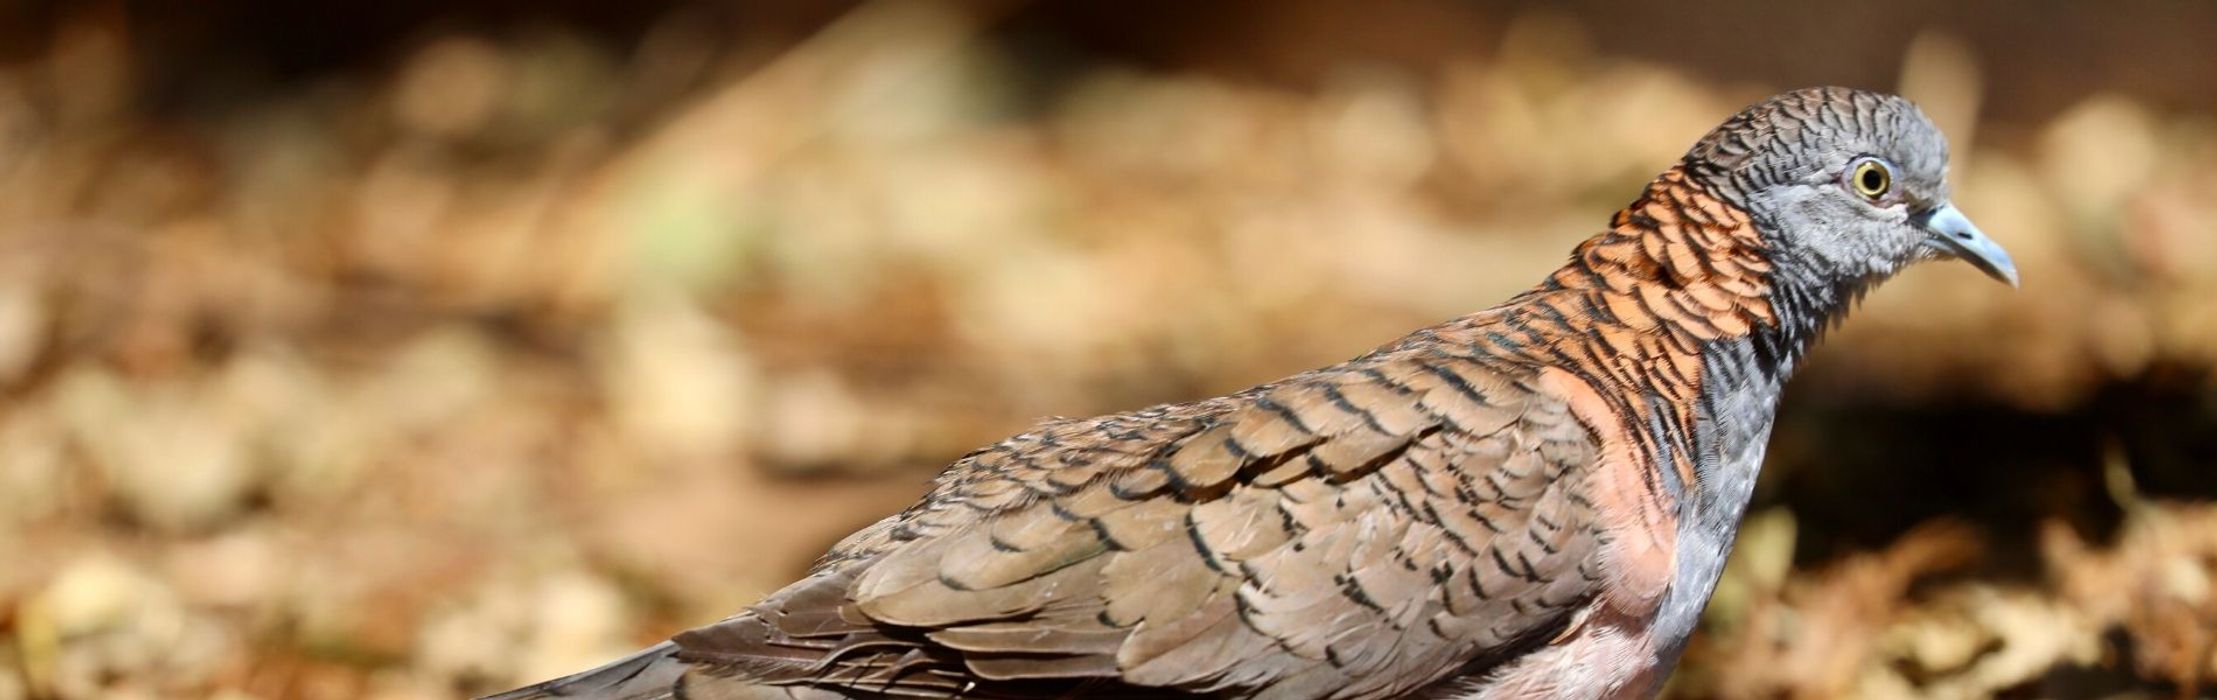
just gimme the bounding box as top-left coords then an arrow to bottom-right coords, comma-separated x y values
1860,167 -> 1885,193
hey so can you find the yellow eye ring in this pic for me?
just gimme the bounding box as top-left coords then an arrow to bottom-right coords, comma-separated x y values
1849,158 -> 1892,200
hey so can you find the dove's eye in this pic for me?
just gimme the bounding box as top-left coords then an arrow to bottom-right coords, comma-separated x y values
1846,157 -> 1892,200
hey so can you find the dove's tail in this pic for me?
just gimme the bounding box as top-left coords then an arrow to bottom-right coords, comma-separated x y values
481,642 -> 685,700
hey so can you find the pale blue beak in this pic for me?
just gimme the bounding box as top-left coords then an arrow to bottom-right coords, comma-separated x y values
1917,204 -> 2019,287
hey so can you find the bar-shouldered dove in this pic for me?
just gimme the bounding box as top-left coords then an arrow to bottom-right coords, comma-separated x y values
489,87 -> 2016,700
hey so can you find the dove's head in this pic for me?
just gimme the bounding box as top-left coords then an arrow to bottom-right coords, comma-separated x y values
1683,87 -> 2017,289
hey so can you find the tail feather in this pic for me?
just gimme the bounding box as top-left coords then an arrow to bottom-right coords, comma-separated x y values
482,642 -> 686,700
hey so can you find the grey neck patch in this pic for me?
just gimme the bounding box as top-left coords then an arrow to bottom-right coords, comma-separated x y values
1647,337 -> 1790,667
1644,244 -> 1876,666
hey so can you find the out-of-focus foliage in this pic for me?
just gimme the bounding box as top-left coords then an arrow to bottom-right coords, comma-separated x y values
0,2 -> 2211,699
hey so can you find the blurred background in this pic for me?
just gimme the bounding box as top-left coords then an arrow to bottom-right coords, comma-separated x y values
0,0 -> 2212,698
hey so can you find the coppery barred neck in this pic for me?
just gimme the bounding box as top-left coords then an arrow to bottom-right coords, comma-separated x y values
1552,167 -> 1778,343
1427,166 -> 1862,504
1473,165 -> 1859,381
